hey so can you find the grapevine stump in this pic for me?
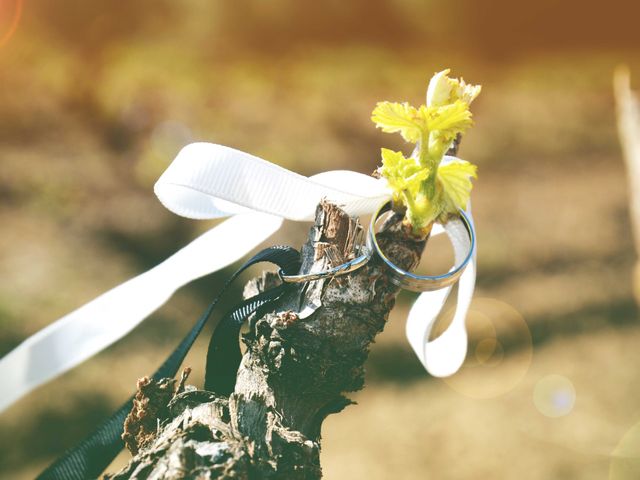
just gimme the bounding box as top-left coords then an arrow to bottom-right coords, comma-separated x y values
110,199 -> 426,479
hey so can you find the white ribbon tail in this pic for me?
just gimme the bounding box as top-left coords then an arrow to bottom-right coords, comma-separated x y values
0,213 -> 282,412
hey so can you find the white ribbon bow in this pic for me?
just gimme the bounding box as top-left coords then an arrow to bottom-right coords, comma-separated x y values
0,142 -> 476,412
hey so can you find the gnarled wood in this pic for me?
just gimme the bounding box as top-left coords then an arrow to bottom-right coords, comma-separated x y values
109,199 -> 426,479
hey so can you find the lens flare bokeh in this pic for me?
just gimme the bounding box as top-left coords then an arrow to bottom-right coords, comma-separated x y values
441,297 -> 533,399
533,374 -> 576,418
0,0 -> 22,48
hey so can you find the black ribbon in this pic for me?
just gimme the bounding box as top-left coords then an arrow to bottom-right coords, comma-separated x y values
37,245 -> 301,480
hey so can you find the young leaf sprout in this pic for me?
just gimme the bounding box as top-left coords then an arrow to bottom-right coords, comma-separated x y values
372,69 -> 481,237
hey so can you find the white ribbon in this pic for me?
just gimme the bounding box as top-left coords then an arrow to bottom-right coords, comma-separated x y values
0,142 -> 476,412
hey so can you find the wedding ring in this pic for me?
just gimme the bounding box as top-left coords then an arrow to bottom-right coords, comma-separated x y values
367,201 -> 475,292
278,245 -> 372,283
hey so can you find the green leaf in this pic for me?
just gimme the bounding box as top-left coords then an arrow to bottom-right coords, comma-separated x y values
371,102 -> 424,143
426,101 -> 473,136
379,148 -> 429,196
437,160 -> 478,212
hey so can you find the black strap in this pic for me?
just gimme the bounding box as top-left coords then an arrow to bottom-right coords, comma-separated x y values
204,284 -> 288,395
38,246 -> 301,480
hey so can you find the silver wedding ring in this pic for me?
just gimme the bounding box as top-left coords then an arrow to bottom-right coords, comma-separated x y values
367,201 -> 475,292
279,245 -> 372,283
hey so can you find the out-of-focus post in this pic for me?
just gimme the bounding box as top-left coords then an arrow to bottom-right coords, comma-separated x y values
615,67 -> 640,304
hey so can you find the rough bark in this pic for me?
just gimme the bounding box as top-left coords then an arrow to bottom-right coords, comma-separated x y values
109,199 -> 426,480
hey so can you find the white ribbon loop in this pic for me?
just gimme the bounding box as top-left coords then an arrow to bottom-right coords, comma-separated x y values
155,143 -> 390,220
406,206 -> 477,377
0,142 -> 477,413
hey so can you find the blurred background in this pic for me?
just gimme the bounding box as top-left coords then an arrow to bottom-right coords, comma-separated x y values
2,0 -> 640,478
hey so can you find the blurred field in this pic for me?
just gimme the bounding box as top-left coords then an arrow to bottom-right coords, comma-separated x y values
2,1 -> 640,478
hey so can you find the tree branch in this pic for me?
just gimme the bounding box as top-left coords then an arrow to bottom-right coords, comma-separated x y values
109,198 -> 426,479
614,67 -> 640,303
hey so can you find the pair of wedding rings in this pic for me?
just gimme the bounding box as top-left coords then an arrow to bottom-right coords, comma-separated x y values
279,201 -> 475,292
